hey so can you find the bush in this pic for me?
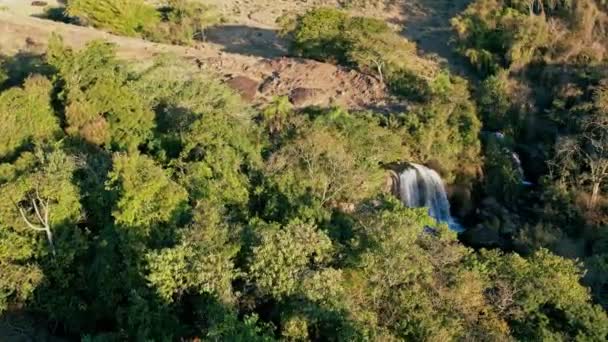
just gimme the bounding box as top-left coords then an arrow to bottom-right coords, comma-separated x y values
147,0 -> 222,45
287,8 -> 350,63
387,70 -> 431,102
66,0 -> 221,46
66,0 -> 160,37
285,8 -> 414,70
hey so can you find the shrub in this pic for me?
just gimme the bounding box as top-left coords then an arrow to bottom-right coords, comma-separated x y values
387,70 -> 431,102
66,0 -> 221,46
66,0 -> 160,37
148,0 -> 222,45
287,8 -> 350,63
285,8 -> 415,70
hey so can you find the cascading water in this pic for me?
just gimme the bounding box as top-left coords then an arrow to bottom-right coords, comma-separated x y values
491,132 -> 532,186
511,152 -> 533,186
397,163 -> 464,232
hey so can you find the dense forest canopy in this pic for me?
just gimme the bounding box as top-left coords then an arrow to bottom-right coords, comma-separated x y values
0,0 -> 608,340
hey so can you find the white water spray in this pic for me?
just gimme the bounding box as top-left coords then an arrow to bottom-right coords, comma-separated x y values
511,152 -> 533,186
397,163 -> 463,232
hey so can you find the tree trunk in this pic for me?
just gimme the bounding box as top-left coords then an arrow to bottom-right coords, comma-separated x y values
590,182 -> 600,208
45,228 -> 56,256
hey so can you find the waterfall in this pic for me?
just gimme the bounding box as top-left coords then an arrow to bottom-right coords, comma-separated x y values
491,132 -> 532,186
397,163 -> 463,232
511,152 -> 533,186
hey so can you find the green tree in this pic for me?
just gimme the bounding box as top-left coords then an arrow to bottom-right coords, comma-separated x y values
265,124 -> 372,219
106,152 -> 188,233
452,0 -> 550,74
478,69 -> 512,131
146,206 -> 238,305
259,108 -> 405,221
47,37 -> 155,151
132,57 -> 260,208
261,96 -> 293,136
0,147 -> 87,323
344,16 -> 419,84
248,220 -> 336,299
0,76 -> 61,159
90,152 -> 191,338
398,75 -> 481,179
344,201 -> 510,340
476,248 -> 608,340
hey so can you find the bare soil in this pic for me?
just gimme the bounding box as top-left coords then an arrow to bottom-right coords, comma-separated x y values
0,0 -> 61,16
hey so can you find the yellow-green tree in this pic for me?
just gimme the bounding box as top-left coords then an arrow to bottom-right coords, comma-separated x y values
47,37 -> 155,151
0,76 -> 61,159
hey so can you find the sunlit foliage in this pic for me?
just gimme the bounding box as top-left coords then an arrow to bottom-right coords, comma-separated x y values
0,21 -> 606,340
0,76 -> 61,159
66,0 -> 221,45
67,0 -> 160,37
47,36 -> 155,150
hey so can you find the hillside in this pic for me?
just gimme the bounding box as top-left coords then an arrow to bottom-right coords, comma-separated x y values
0,11 -> 393,110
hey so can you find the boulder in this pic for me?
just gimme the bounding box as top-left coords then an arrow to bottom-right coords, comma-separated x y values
226,76 -> 259,102
289,87 -> 321,107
